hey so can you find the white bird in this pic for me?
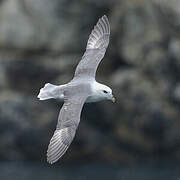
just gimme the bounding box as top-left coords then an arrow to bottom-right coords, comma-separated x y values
38,15 -> 115,164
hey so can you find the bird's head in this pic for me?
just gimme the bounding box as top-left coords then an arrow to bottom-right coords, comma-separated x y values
95,83 -> 115,103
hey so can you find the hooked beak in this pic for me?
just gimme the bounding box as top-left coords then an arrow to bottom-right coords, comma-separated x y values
112,96 -> 116,103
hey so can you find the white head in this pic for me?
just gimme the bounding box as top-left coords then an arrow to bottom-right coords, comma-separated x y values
90,82 -> 115,103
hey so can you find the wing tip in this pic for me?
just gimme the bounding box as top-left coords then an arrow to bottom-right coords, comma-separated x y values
47,145 -> 68,164
46,128 -> 74,164
97,15 -> 110,34
102,15 -> 108,21
47,158 -> 55,164
87,15 -> 110,49
93,14 -> 110,35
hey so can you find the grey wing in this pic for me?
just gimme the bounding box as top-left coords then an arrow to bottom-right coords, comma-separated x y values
74,15 -> 110,78
47,94 -> 87,164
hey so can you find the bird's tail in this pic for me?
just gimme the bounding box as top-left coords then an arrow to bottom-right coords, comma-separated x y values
37,83 -> 64,100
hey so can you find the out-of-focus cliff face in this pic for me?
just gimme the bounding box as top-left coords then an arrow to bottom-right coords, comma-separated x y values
0,0 -> 180,163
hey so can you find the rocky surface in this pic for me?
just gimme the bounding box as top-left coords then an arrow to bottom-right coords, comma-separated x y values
0,0 -> 180,164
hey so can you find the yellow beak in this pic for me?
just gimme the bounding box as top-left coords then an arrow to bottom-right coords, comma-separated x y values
112,97 -> 116,103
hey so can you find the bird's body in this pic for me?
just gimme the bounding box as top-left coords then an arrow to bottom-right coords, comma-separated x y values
38,15 -> 115,164
38,80 -> 113,103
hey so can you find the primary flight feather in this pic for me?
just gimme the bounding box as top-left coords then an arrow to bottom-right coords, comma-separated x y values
38,15 -> 115,164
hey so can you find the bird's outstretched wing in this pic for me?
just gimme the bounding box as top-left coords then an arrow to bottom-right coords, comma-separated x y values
47,94 -> 87,164
74,15 -> 110,79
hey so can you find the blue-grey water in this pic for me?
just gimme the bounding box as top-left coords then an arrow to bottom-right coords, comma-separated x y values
1,161 -> 180,180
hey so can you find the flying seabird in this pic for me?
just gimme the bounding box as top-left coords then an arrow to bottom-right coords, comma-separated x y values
38,15 -> 115,164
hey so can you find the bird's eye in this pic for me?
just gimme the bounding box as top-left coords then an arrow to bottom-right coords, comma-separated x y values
103,90 -> 108,94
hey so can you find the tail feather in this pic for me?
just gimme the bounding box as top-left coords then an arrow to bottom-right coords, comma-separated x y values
38,83 -> 64,100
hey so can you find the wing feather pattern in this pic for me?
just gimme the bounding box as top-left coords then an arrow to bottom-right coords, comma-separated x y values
47,95 -> 87,164
74,15 -> 110,78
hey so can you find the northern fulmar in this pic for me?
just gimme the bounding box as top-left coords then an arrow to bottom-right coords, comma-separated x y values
38,15 -> 115,164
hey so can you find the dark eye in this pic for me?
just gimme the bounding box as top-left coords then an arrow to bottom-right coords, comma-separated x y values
103,90 -> 108,94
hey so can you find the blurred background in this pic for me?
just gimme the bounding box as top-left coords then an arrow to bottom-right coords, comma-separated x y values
1,0 -> 180,179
